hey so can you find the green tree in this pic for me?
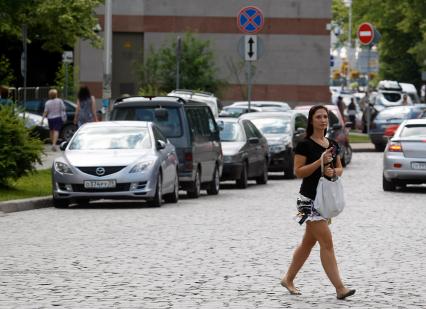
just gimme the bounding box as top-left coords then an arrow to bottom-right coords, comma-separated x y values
54,62 -> 76,100
0,0 -> 103,52
137,33 -> 226,95
0,55 -> 15,86
333,0 -> 426,87
0,105 -> 43,186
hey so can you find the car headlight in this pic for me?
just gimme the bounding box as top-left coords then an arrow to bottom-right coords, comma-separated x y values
54,161 -> 73,175
269,144 -> 286,153
129,161 -> 154,173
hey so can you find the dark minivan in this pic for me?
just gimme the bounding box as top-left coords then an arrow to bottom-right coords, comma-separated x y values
110,96 -> 223,198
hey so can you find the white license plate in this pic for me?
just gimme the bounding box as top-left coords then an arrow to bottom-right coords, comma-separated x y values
411,162 -> 426,170
84,180 -> 116,189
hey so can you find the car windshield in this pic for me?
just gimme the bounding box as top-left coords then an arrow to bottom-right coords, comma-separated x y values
111,107 -> 182,138
69,127 -> 151,150
249,118 -> 290,134
400,125 -> 426,138
381,92 -> 402,103
219,122 -> 245,142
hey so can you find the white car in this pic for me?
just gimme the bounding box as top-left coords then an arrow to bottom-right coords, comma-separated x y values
383,119 -> 426,191
168,89 -> 220,117
230,101 -> 290,111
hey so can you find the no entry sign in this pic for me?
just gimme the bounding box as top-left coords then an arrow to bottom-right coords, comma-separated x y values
357,23 -> 375,45
237,6 -> 264,34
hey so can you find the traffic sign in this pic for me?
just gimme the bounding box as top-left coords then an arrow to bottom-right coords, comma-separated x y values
245,35 -> 257,61
357,23 -> 374,45
237,6 -> 264,34
62,51 -> 73,63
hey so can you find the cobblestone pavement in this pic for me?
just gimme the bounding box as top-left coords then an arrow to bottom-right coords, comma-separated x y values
1,152 -> 426,308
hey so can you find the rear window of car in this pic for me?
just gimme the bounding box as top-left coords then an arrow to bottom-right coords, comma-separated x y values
376,107 -> 410,120
381,92 -> 402,102
219,122 -> 245,142
111,107 -> 182,138
249,117 -> 290,134
400,125 -> 426,138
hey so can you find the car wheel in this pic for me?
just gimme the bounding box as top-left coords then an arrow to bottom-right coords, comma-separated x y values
382,174 -> 396,191
53,197 -> 69,208
283,154 -> 295,179
60,124 -> 77,141
236,162 -> 248,189
164,173 -> 179,203
149,173 -> 163,207
374,143 -> 386,152
207,166 -> 220,195
256,159 -> 268,184
187,168 -> 201,198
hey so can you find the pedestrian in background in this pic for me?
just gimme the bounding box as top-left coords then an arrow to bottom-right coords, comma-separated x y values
336,96 -> 346,120
401,94 -> 410,106
74,85 -> 97,127
41,89 -> 66,151
421,83 -> 426,103
281,105 -> 355,300
347,98 -> 357,130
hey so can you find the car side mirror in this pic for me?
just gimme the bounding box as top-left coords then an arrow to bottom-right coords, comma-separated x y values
345,122 -> 352,128
332,123 -> 342,130
248,137 -> 259,144
295,127 -> 306,135
156,140 -> 166,150
60,141 -> 68,151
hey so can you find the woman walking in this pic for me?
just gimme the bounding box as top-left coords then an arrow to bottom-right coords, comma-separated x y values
41,89 -> 66,151
281,105 -> 355,300
74,85 -> 97,127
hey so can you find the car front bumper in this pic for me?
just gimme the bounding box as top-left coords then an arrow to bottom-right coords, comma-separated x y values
268,150 -> 291,172
221,162 -> 243,181
52,169 -> 157,200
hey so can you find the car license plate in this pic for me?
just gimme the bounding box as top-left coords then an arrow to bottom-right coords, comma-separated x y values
411,162 -> 426,170
84,180 -> 116,189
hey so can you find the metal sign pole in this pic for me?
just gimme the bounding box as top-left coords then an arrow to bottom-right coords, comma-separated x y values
176,36 -> 181,90
22,24 -> 27,110
247,61 -> 252,112
366,45 -> 371,135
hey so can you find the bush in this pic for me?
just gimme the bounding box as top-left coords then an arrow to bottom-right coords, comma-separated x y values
0,105 -> 43,186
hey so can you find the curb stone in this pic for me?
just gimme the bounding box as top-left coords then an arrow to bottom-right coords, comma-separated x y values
0,196 -> 52,214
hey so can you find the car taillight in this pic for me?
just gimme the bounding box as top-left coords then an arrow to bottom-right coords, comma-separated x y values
384,124 -> 399,137
185,152 -> 193,162
388,142 -> 402,152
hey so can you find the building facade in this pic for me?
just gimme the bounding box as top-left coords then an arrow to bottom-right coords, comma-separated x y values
76,0 -> 332,106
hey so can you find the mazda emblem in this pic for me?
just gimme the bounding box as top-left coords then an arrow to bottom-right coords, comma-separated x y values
95,167 -> 105,176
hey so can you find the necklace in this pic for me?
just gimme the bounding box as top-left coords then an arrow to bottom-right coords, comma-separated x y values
310,136 -> 329,148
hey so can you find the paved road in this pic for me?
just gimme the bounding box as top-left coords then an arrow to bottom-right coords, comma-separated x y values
1,152 -> 426,308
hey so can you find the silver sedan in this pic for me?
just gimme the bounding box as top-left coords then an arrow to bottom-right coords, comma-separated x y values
52,121 -> 179,207
383,119 -> 426,191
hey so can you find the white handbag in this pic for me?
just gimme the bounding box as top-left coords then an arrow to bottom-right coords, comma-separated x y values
313,152 -> 345,218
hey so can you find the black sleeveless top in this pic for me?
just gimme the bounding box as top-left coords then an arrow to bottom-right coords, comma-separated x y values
294,138 -> 340,200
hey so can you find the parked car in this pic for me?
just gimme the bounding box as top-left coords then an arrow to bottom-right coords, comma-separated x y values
110,96 -> 223,198
400,83 -> 421,103
230,101 -> 291,111
52,121 -> 179,208
168,89 -> 220,118
294,105 -> 353,166
219,105 -> 262,117
22,99 -> 77,141
369,105 -> 426,151
19,111 -> 50,140
217,117 -> 269,188
383,119 -> 426,191
375,80 -> 408,107
240,111 -> 307,178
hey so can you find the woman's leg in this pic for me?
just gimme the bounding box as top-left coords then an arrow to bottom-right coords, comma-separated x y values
282,223 -> 317,293
51,130 -> 59,150
309,220 -> 352,296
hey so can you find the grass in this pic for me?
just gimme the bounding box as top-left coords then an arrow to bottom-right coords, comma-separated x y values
0,169 -> 52,202
349,131 -> 371,143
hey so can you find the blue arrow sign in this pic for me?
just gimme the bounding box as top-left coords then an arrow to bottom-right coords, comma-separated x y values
237,6 -> 264,34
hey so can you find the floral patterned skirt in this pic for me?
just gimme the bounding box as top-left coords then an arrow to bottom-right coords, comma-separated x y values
295,194 -> 329,225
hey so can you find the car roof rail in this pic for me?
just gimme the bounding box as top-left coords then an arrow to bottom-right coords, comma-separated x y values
113,95 -> 186,104
170,89 -> 215,97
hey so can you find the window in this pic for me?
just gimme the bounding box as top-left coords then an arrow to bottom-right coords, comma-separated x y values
328,112 -> 339,127
295,115 -> 308,130
186,107 -> 212,137
242,120 -> 256,138
400,125 -> 426,138
152,126 -> 167,143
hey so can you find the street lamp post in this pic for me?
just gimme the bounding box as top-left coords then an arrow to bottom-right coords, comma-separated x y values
344,0 -> 352,89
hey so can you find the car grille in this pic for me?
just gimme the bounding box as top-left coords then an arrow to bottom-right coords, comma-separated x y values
72,183 -> 131,192
76,166 -> 126,176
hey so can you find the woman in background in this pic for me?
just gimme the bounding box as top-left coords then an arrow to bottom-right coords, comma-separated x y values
74,85 -> 97,127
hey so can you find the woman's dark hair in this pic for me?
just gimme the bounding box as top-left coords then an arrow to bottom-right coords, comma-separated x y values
306,105 -> 328,138
78,85 -> 91,101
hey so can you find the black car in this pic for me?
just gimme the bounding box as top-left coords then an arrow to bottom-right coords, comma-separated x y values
22,99 -> 78,141
217,117 -> 269,188
110,96 -> 223,198
240,111 -> 307,178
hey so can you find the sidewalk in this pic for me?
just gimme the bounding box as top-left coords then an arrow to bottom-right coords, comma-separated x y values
351,142 -> 376,152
